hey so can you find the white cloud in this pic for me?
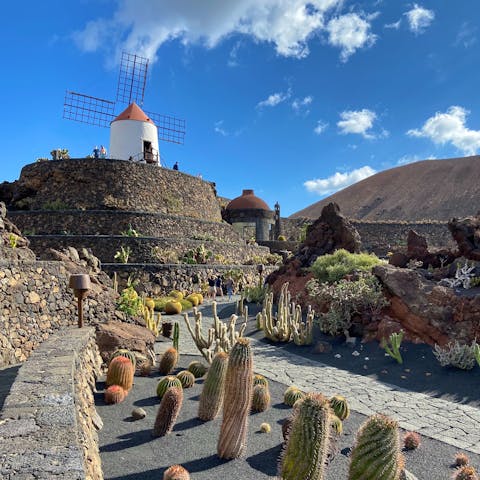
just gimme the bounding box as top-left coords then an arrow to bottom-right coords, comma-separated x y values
74,0 -> 346,61
384,20 -> 401,30
214,120 -> 228,136
304,166 -> 377,195
404,4 -> 435,34
257,91 -> 290,109
292,95 -> 313,114
228,40 -> 242,67
337,109 -> 377,138
314,120 -> 329,134
326,12 -> 378,62
407,106 -> 480,155
455,22 -> 477,49
397,154 -> 436,166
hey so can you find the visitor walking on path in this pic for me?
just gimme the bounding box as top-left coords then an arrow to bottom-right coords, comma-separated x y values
207,277 -> 216,299
225,277 -> 234,300
215,276 -> 223,298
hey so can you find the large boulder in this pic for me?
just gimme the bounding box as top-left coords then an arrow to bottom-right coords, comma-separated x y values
448,214 -> 480,260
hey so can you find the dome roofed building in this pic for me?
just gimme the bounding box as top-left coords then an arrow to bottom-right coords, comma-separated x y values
224,189 -> 274,242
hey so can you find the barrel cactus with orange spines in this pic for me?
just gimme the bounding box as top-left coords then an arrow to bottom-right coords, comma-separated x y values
104,385 -> 126,404
106,356 -> 134,391
159,347 -> 178,375
163,464 -> 190,480
153,386 -> 183,437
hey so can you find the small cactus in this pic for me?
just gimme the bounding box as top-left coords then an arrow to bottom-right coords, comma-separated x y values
403,431 -> 421,450
152,386 -> 183,437
453,466 -> 479,480
110,349 -> 136,369
253,374 -> 269,387
165,300 -> 182,314
331,415 -> 343,434
349,414 -> 404,480
159,347 -> 178,375
455,453 -> 470,467
104,385 -> 126,404
188,360 -> 208,378
173,322 -> 180,351
106,356 -> 134,391
329,394 -> 350,420
198,351 -> 228,421
252,384 -> 271,412
177,370 -> 195,388
157,376 -> 183,399
163,464 -> 190,480
283,386 -> 305,407
260,422 -> 271,433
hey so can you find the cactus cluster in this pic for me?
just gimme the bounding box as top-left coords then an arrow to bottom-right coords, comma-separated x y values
153,386 -> 183,437
176,370 -> 195,388
157,376 -> 183,399
159,347 -> 179,375
252,384 -> 271,412
198,351 -> 228,421
329,395 -> 350,421
163,465 -> 190,480
283,386 -> 305,407
106,355 -> 134,392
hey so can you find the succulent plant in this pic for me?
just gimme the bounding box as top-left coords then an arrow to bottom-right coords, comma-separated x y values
157,376 -> 183,399
349,414 -> 404,480
163,464 -> 190,480
253,374 -> 269,387
186,294 -> 199,306
173,322 -> 180,351
453,466 -> 479,480
455,453 -> 470,467
252,384 -> 271,412
329,394 -> 350,421
283,386 -> 305,407
177,370 -> 195,388
152,386 -> 183,437
169,290 -> 184,300
159,347 -> 178,375
403,431 -> 421,450
188,360 -> 208,378
260,422 -> 271,433
165,300 -> 182,315
279,392 -> 332,480
195,293 -> 204,304
331,414 -> 343,434
282,416 -> 293,442
106,356 -> 134,391
104,385 -> 126,404
217,338 -> 253,459
198,351 -> 228,421
110,348 -> 136,370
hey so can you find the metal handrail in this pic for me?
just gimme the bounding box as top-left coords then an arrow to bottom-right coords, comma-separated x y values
129,148 -> 161,165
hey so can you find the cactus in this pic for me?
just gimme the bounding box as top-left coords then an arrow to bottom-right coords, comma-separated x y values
279,392 -> 332,480
110,349 -> 136,369
157,376 -> 183,399
453,466 -> 479,480
403,431 -> 421,450
173,322 -> 180,351
152,386 -> 183,437
106,356 -> 134,391
252,384 -> 271,412
253,374 -> 268,387
159,347 -> 178,375
165,300 -> 182,314
217,338 -> 253,459
381,330 -> 404,364
163,465 -> 190,480
331,415 -> 343,434
260,422 -> 271,433
176,370 -> 195,388
198,351 -> 229,421
349,414 -> 404,480
455,453 -> 470,467
282,416 -> 293,442
104,385 -> 126,404
188,360 -> 208,378
329,395 -> 350,421
283,386 -> 305,407
186,294 -> 199,306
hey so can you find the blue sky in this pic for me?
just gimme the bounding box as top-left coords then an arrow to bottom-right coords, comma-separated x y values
1,1 -> 480,216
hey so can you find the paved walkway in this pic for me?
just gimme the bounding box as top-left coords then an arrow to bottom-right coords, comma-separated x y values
160,300 -> 480,455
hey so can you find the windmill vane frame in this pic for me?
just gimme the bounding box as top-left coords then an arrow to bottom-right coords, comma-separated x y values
63,52 -> 186,145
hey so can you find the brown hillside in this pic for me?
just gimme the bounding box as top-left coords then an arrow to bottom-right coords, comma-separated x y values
291,156 -> 480,221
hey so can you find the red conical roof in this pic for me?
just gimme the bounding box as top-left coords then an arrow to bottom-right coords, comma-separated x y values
112,103 -> 154,124
226,189 -> 271,211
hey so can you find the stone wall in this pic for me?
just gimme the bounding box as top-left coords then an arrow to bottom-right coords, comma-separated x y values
9,158 -> 222,221
0,327 -> 103,479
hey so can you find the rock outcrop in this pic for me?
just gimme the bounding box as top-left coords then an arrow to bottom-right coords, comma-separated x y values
448,214 -> 480,260
0,202 -> 35,262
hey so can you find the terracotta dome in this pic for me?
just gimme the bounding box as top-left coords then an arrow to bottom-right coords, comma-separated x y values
226,189 -> 270,211
112,102 -> 154,124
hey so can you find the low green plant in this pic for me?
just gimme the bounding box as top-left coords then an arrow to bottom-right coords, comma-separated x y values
114,246 -> 131,263
244,284 -> 269,304
182,244 -> 212,264
433,340 -> 477,370
474,342 -> 480,367
381,330 -> 404,364
117,284 -> 144,317
121,224 -> 140,237
278,235 -> 286,241
50,148 -> 70,160
42,199 -> 70,210
310,249 -> 384,283
8,233 -> 18,248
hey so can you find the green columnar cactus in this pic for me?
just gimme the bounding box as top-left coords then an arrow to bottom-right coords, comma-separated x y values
104,385 -> 126,404
253,374 -> 269,387
349,414 -> 404,480
252,384 -> 271,412
157,376 -> 183,398
173,322 -> 180,352
152,386 -> 183,437
106,356 -> 134,391
282,416 -> 293,442
279,392 -> 332,480
381,330 -> 404,364
217,338 -> 253,459
110,349 -> 137,369
176,370 -> 195,388
159,347 -> 179,375
198,351 -> 228,421
283,386 -> 305,407
188,360 -> 208,378
163,464 -> 190,480
329,395 -> 350,420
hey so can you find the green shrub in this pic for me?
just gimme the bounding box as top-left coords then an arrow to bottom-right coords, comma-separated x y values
244,284 -> 269,304
310,249 -> 383,283
42,199 -> 70,210
117,285 -> 144,317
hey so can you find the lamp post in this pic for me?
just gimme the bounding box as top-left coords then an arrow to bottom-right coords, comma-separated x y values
68,274 -> 92,328
257,263 -> 264,289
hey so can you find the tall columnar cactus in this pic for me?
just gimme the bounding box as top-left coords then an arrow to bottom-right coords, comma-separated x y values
157,376 -> 183,399
284,386 -> 305,407
104,385 -> 126,404
279,392 -> 332,480
106,356 -> 134,391
252,384 -> 271,412
110,349 -> 137,370
217,338 -> 253,459
198,351 -> 228,421
188,360 -> 208,378
349,414 -> 404,480
173,322 -> 180,352
329,395 -> 350,421
159,347 -> 179,375
163,464 -> 190,480
152,386 -> 183,437
176,370 -> 195,388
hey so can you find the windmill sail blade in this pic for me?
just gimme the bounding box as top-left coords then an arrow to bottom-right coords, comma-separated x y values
116,52 -> 149,106
63,91 -> 115,128
146,110 -> 186,145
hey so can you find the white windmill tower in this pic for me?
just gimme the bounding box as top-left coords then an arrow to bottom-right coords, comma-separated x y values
63,52 -> 186,166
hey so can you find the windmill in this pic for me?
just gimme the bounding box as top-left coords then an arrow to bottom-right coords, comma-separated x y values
63,52 -> 186,166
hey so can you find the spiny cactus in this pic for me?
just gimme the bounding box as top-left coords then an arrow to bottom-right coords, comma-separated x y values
104,385 -> 126,404
282,416 -> 293,442
176,370 -> 195,388
163,464 -> 190,480
331,415 -> 343,434
188,360 -> 208,378
173,322 -> 180,351
217,338 -> 253,459
279,392 -> 332,480
110,349 -> 136,369
283,386 -> 305,407
403,431 -> 421,450
260,422 -> 271,433
106,356 -> 134,391
453,466 -> 479,480
157,376 -> 183,399
329,395 -> 350,421
252,384 -> 271,412
159,347 -> 178,375
455,453 -> 470,467
198,351 -> 228,421
165,300 -> 182,315
349,414 -> 404,480
253,374 -> 269,387
152,386 -> 183,437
